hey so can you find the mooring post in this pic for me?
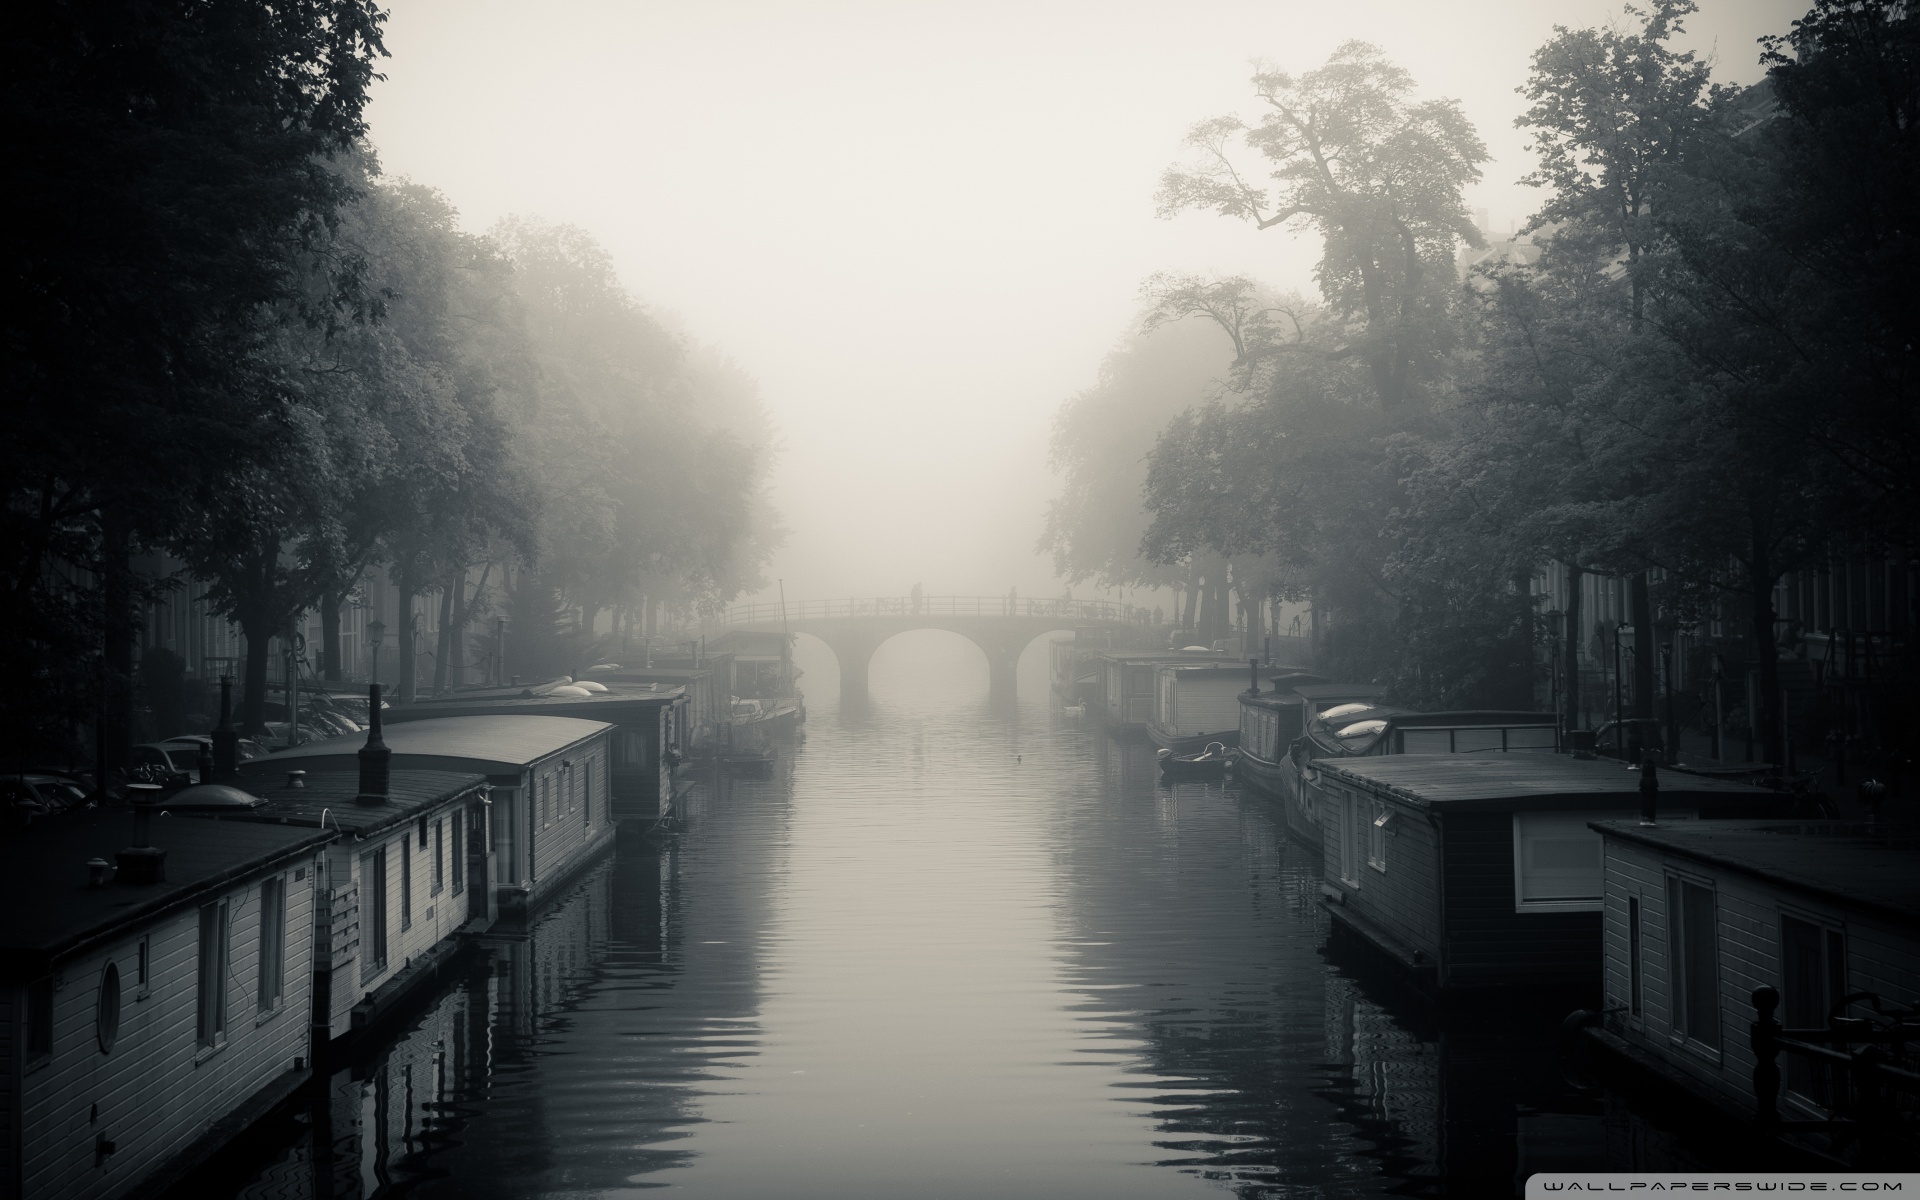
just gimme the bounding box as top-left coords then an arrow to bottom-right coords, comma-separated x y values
1750,985 -> 1782,1129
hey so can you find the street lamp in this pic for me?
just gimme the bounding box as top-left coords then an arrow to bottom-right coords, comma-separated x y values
367,618 -> 386,688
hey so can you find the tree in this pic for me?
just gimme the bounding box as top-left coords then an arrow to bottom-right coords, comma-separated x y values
2,0 -> 386,763
1159,43 -> 1487,409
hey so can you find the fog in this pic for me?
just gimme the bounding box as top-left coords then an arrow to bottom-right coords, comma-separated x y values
365,0 -> 1801,606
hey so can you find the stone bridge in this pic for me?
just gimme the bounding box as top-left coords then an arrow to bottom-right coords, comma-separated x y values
688,595 -> 1154,701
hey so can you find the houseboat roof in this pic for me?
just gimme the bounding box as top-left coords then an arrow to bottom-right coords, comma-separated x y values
389,683 -> 684,715
1241,691 -> 1307,711
0,808 -> 329,973
1158,661 -> 1255,677
244,715 -> 614,776
1383,710 -> 1556,729
1093,650 -> 1221,665
185,768 -> 487,836
1592,820 -> 1920,925
1319,754 -> 1775,812
1293,684 -> 1388,701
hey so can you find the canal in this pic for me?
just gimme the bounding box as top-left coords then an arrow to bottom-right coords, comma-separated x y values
194,633 -> 1729,1199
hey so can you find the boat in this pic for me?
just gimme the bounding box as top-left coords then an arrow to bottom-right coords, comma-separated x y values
1147,661 -> 1248,753
1158,741 -> 1231,781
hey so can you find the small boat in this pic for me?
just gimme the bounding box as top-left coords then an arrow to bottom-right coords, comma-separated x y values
1158,741 -> 1231,782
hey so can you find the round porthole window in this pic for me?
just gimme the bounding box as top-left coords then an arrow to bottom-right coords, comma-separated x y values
97,961 -> 121,1054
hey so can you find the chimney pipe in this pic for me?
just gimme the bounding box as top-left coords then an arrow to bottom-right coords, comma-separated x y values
117,783 -> 166,884
1639,750 -> 1660,825
211,675 -> 238,781
356,683 -> 391,806
1250,658 -> 1260,695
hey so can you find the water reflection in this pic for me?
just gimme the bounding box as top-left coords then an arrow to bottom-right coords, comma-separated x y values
195,638 -> 1732,1200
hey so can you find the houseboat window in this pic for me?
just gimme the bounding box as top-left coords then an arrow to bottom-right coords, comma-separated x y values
136,936 -> 149,990
583,760 -> 592,827
1627,896 -> 1642,1016
451,812 -> 465,894
196,900 -> 230,1048
1666,877 -> 1721,1050
361,850 -> 389,980
417,817 -> 428,849
1402,729 -> 1452,754
26,976 -> 52,1062
1512,812 -> 1606,911
97,961 -> 121,1054
257,876 -> 285,1012
432,820 -> 445,894
1781,915 -> 1847,1106
401,839 -> 414,931
1367,803 -> 1390,872
1454,728 -> 1504,753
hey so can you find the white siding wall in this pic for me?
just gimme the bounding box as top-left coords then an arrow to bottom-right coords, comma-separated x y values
326,799 -> 474,1041
1168,675 -> 1243,736
527,736 -> 616,905
1601,837 -> 1920,1118
16,855 -> 320,1200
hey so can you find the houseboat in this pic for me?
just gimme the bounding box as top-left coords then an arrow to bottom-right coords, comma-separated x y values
245,714 -> 619,919
179,707 -> 494,1050
1304,708 -> 1557,759
1092,651 -> 1218,736
1582,818 -> 1919,1163
1048,637 -> 1099,706
1311,754 -> 1777,997
1148,662 -> 1248,753
1230,668 -> 1327,800
584,663 -> 725,754
380,681 -> 683,820
704,629 -> 806,737
0,805 -> 330,1200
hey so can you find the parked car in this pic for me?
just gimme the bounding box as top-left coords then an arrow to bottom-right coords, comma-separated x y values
2,772 -> 94,828
160,733 -> 269,764
129,742 -> 196,789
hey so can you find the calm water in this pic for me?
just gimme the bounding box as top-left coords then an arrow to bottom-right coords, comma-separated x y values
198,634 -> 1725,1200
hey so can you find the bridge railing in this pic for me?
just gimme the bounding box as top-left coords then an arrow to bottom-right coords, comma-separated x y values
687,596 -> 1155,627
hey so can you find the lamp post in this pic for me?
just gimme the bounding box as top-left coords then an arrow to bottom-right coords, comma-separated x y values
367,618 -> 386,688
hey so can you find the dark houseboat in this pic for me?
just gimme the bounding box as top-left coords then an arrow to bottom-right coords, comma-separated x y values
1092,650 -> 1219,737
1311,755 -> 1777,997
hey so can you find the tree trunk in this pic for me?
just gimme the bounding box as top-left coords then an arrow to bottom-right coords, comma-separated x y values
1564,565 -> 1584,734
101,514 -> 135,790
396,558 -> 419,705
1630,571 -> 1657,756
320,589 -> 343,683
448,569 -> 469,691
432,576 -> 455,695
1748,543 -> 1785,768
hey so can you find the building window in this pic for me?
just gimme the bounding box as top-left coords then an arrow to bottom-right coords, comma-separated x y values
401,838 -> 413,931
1667,876 -> 1721,1051
361,849 -> 389,980
417,817 -> 428,850
451,811 -> 465,894
97,961 -> 122,1054
1367,802 -> 1390,872
258,876 -> 285,1011
26,976 -> 52,1063
432,820 -> 445,894
1781,915 -> 1847,1107
1512,811 -> 1607,912
197,900 -> 230,1048
1627,895 -> 1643,1017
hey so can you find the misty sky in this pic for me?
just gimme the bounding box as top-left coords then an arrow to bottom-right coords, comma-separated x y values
364,0 -> 1804,608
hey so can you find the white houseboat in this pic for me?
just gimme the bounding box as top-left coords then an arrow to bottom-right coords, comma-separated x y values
246,714 -> 618,919
0,807 -> 329,1200
1148,662 -> 1250,754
